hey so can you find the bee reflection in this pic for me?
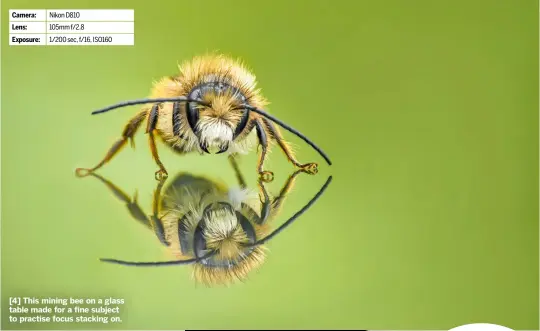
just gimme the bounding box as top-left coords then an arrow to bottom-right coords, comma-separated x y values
86,156 -> 332,286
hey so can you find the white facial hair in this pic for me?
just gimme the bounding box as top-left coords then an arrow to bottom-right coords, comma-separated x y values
197,119 -> 234,149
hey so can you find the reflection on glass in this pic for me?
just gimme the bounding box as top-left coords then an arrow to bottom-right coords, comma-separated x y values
84,160 -> 331,286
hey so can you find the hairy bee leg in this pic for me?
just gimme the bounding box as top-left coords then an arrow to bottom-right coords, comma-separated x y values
228,154 -> 247,189
263,119 -> 318,175
149,177 -> 169,246
270,169 -> 303,218
146,104 -> 168,181
256,169 -> 303,224
87,173 -> 151,227
255,119 -> 274,183
257,176 -> 272,223
75,111 -> 147,177
148,132 -> 168,181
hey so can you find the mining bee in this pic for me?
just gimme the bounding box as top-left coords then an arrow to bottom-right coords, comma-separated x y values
75,54 -> 332,182
87,156 -> 332,286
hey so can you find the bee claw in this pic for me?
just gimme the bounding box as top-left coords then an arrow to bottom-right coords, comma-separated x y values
299,162 -> 318,175
200,142 -> 210,154
75,168 -> 92,177
258,171 -> 274,183
216,144 -> 229,154
155,169 -> 168,181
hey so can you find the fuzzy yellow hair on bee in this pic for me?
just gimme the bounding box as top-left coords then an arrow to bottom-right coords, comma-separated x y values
159,171 -> 272,286
169,206 -> 271,286
75,53 -> 331,183
95,165 -> 333,287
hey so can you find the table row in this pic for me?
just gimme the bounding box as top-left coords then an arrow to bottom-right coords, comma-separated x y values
10,9 -> 133,21
9,34 -> 134,46
10,21 -> 134,33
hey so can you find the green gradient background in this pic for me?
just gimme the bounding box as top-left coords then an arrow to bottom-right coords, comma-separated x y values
1,0 -> 538,330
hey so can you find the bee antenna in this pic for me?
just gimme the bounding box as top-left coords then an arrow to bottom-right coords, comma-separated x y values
242,105 -> 332,166
91,97 -> 211,115
245,175 -> 332,247
99,251 -> 216,267
91,98 -> 331,166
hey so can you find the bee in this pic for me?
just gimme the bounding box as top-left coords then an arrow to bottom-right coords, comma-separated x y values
75,54 -> 332,182
87,156 -> 332,286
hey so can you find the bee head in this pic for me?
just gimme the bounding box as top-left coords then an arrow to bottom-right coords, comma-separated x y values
98,175 -> 333,287
186,81 -> 251,154
189,202 -> 268,285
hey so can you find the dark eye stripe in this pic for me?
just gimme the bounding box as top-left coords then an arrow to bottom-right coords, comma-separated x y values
233,108 -> 250,139
186,101 -> 200,136
237,211 -> 256,244
193,221 -> 207,259
172,102 -> 186,139
178,211 -> 193,255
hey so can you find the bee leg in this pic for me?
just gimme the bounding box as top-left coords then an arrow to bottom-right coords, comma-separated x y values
255,119 -> 274,183
262,119 -> 318,175
232,154 -> 270,225
149,177 -> 169,246
270,169 -> 303,218
146,104 -> 168,181
256,175 -> 272,223
148,132 -> 168,181
256,169 -> 303,224
75,111 -> 147,177
228,154 -> 247,189
86,172 -> 151,228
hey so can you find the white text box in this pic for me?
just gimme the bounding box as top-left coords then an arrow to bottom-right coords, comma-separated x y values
9,9 -> 46,21
46,9 -> 134,21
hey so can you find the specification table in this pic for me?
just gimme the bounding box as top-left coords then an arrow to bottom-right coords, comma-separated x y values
9,9 -> 134,46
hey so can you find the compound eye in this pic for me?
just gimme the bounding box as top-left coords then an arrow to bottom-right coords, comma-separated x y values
216,82 -> 226,93
193,222 -> 207,259
178,213 -> 193,255
193,89 -> 205,104
186,89 -> 203,135
236,211 -> 256,245
233,106 -> 250,139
